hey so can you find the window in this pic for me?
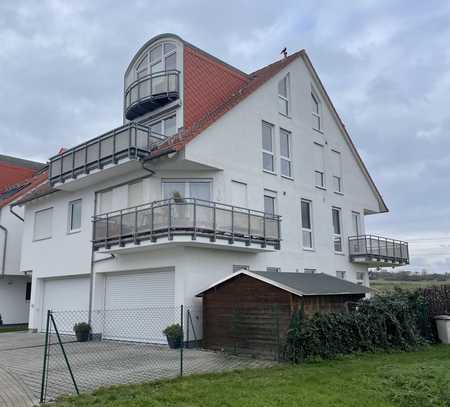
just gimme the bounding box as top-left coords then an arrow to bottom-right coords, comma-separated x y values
352,212 -> 361,236
280,128 -> 292,178
356,272 -> 365,281
33,208 -> 53,241
68,199 -> 82,233
231,181 -> 248,208
267,267 -> 280,272
162,180 -> 211,201
332,207 -> 343,252
149,115 -> 177,137
301,199 -> 313,249
264,190 -> 277,215
304,268 -> 316,274
336,270 -> 346,280
25,282 -> 31,301
97,189 -> 112,214
313,143 -> 325,188
233,265 -> 249,272
331,150 -> 342,193
128,181 -> 144,207
311,91 -> 321,130
278,74 -> 290,115
262,122 -> 275,172
135,41 -> 176,79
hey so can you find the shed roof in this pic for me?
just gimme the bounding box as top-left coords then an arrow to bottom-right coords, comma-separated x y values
196,270 -> 370,298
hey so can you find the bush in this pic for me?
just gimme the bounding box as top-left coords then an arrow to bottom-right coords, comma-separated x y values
163,324 -> 183,339
284,290 -> 435,363
73,322 -> 91,334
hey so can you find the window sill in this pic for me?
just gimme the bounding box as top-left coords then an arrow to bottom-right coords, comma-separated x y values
315,185 -> 327,191
279,112 -> 292,119
334,191 -> 344,196
67,229 -> 82,235
313,127 -> 324,135
303,247 -> 315,252
33,236 -> 52,242
281,175 -> 294,181
263,170 -> 277,176
334,251 -> 346,256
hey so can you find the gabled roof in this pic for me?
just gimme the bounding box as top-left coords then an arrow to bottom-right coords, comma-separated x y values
0,154 -> 45,193
196,270 -> 370,297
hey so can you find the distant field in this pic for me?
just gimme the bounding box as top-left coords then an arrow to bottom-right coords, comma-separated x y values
371,279 -> 450,292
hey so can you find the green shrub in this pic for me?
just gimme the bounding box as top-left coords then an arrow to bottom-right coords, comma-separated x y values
163,324 -> 183,339
73,322 -> 91,334
285,290 -> 434,363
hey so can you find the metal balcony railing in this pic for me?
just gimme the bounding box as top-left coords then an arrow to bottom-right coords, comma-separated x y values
48,122 -> 166,185
124,70 -> 180,120
93,198 -> 281,250
349,235 -> 409,265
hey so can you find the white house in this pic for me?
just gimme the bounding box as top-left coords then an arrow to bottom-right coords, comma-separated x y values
14,34 -> 409,339
0,155 -> 44,325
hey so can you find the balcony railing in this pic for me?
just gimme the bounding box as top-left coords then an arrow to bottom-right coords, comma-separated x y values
124,70 -> 180,120
48,122 -> 166,185
93,198 -> 281,251
349,235 -> 409,266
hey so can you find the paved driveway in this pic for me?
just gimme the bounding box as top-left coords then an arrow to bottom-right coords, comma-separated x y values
0,331 -> 273,405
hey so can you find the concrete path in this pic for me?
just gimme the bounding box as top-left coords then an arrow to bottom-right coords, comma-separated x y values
0,366 -> 35,407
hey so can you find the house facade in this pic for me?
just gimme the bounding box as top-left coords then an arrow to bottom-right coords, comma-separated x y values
14,34 -> 408,338
0,155 -> 44,325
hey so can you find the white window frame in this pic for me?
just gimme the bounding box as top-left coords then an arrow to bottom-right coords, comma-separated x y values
33,207 -> 53,241
148,114 -> 176,137
263,189 -> 277,215
356,271 -> 365,281
67,199 -> 82,234
280,128 -> 292,178
134,41 -> 177,81
314,142 -> 326,189
262,121 -> 275,174
336,270 -> 346,280
332,207 -> 343,253
352,211 -> 361,236
161,179 -> 212,201
278,74 -> 290,116
311,89 -> 322,131
301,199 -> 314,250
331,150 -> 343,193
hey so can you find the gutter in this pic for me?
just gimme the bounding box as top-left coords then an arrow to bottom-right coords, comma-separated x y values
0,224 -> 7,279
9,205 -> 24,222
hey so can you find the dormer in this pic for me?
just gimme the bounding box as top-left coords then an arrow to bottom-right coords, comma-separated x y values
123,34 -> 183,123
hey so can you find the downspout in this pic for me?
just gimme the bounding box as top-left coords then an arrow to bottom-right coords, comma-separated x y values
0,224 -> 7,279
10,204 -> 24,222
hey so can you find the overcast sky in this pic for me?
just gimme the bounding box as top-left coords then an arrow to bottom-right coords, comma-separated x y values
1,0 -> 449,273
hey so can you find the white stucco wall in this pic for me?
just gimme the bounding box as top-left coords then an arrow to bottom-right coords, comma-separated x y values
0,206 -> 26,276
0,275 -> 30,325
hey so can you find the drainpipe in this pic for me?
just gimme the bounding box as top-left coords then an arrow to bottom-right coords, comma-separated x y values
0,224 -> 7,279
10,204 -> 24,222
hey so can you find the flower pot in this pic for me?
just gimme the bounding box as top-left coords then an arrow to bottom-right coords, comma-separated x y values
75,330 -> 90,342
166,335 -> 182,349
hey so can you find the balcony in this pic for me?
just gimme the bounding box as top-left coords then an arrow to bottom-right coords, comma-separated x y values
48,123 -> 166,189
349,235 -> 409,267
93,198 -> 281,253
125,70 -> 180,120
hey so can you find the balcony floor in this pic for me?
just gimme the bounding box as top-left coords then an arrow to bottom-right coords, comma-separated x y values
350,255 -> 409,268
97,234 -> 278,255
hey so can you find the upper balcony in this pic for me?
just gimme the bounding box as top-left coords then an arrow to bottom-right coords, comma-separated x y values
48,123 -> 166,190
349,235 -> 409,267
124,70 -> 180,121
93,198 -> 281,254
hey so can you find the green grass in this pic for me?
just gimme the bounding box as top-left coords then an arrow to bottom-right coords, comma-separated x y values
371,279 -> 450,292
55,345 -> 450,407
0,324 -> 28,333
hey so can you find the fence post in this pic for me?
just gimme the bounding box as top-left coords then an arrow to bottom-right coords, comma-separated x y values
40,310 -> 51,404
180,305 -> 184,377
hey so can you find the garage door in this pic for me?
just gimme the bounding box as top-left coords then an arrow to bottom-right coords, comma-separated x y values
103,268 -> 175,343
41,277 -> 90,332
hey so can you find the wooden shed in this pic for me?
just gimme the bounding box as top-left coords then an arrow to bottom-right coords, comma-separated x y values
196,270 -> 370,358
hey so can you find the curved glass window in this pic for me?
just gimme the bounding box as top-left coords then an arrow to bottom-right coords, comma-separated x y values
135,42 -> 177,80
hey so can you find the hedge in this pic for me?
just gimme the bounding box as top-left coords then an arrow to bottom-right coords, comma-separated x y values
284,286 -> 450,362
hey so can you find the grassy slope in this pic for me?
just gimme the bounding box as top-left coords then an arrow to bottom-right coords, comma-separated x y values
55,345 -> 450,407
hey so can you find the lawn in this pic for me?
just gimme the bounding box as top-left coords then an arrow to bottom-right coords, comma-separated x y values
371,279 -> 450,292
0,324 -> 28,333
54,345 -> 450,407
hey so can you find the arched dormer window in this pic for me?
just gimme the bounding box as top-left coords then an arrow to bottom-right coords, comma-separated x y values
135,42 -> 177,80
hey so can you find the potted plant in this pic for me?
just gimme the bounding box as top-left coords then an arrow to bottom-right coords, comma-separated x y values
172,191 -> 184,203
73,322 -> 91,342
163,324 -> 183,349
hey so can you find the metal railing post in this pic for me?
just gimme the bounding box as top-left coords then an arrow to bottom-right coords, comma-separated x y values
230,206 -> 234,244
212,203 -> 217,242
193,199 -> 197,240
247,209 -> 251,246
119,210 -> 123,247
168,200 -> 172,241
134,209 -> 138,245
105,213 -> 109,249
40,310 -> 51,404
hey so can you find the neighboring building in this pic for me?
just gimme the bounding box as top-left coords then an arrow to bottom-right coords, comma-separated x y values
14,34 -> 409,338
0,155 -> 44,325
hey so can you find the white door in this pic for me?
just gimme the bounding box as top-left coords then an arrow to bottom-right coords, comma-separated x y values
41,277 -> 90,333
103,269 -> 175,343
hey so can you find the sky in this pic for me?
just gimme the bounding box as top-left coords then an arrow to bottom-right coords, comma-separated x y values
0,0 -> 449,273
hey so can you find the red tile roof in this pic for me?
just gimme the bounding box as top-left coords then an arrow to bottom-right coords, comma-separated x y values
0,155 -> 44,193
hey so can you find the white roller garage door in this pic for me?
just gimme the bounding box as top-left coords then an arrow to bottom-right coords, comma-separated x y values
41,277 -> 90,332
103,268 -> 175,343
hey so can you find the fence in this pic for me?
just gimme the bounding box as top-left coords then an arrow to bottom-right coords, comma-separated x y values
39,305 -> 276,403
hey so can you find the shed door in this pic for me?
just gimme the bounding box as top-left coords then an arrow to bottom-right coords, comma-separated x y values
103,269 -> 175,343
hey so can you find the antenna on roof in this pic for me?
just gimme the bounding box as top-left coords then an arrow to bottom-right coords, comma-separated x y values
280,47 -> 288,58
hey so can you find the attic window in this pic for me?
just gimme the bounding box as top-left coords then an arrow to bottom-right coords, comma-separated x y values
135,41 -> 177,80
278,74 -> 290,116
311,90 -> 321,131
